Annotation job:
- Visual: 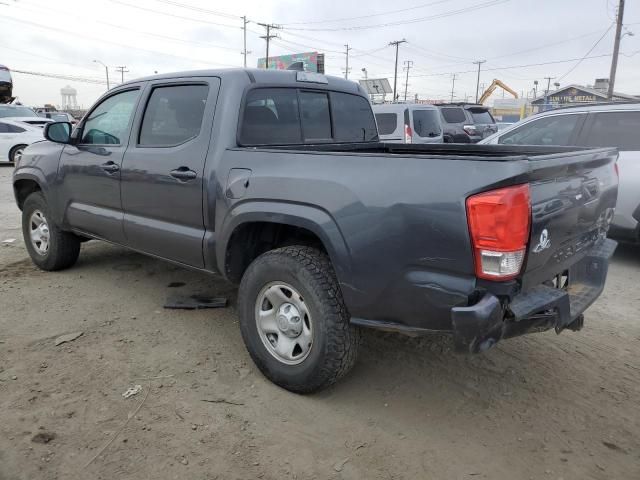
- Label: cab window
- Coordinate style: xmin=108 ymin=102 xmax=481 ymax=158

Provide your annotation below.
xmin=81 ymin=89 xmax=139 ymax=145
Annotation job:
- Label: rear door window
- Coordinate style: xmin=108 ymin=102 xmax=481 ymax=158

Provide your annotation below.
xmin=239 ymin=88 xmax=302 ymax=145
xmin=498 ymin=114 xmax=582 ymax=146
xmin=440 ymin=107 xmax=466 ymax=124
xmin=375 ymin=113 xmax=399 ymax=135
xmin=330 ymin=92 xmax=377 ymax=142
xmin=583 ymin=111 xmax=640 ymax=151
xmin=412 ymin=109 xmax=441 ymax=138
xmin=299 ymin=91 xmax=331 ymax=141
xmin=139 ymin=84 xmax=209 ymax=146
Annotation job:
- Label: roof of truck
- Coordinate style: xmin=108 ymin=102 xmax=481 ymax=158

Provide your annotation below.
xmin=120 ymin=68 xmax=363 ymax=94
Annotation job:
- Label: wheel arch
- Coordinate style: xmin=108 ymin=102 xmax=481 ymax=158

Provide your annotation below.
xmin=13 ymin=172 xmax=46 ymax=211
xmin=217 ymin=201 xmax=352 ymax=285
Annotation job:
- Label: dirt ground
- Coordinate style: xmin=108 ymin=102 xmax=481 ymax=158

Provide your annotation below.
xmin=0 ymin=164 xmax=639 ymax=480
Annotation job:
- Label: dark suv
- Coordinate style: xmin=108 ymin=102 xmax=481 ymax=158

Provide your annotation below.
xmin=435 ymin=103 xmax=497 ymax=143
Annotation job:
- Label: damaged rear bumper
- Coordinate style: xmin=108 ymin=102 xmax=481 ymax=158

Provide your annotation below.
xmin=451 ymin=238 xmax=617 ymax=353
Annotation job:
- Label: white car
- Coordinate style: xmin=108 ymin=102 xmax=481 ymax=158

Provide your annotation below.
xmin=0 ymin=104 xmax=52 ymax=128
xmin=0 ymin=119 xmax=44 ymax=163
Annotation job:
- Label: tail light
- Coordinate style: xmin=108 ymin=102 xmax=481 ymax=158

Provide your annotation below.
xmin=463 ymin=125 xmax=477 ymax=136
xmin=614 ymin=161 xmax=619 ymax=180
xmin=404 ymin=124 xmax=413 ymax=143
xmin=466 ymin=184 xmax=531 ymax=280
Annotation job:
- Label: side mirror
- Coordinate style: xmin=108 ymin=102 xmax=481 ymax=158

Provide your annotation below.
xmin=44 ymin=121 xmax=72 ymax=144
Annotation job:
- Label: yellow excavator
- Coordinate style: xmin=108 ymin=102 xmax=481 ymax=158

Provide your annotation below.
xmin=478 ymin=79 xmax=518 ymax=104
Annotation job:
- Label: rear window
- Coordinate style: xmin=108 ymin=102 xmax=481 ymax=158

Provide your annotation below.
xmin=440 ymin=107 xmax=466 ymax=124
xmin=239 ymin=88 xmax=377 ymax=145
xmin=584 ymin=111 xmax=640 ymax=151
xmin=469 ymin=110 xmax=494 ymax=125
xmin=0 ymin=106 xmax=37 ymax=118
xmin=375 ymin=113 xmax=399 ymax=135
xmin=299 ymin=91 xmax=331 ymax=141
xmin=331 ymin=92 xmax=377 ymax=142
xmin=412 ymin=109 xmax=441 ymax=138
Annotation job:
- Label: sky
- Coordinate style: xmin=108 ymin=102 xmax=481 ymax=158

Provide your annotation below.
xmin=1 ymin=0 xmax=639 ymax=108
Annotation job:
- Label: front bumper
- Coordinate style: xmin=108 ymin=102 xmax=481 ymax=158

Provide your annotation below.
xmin=451 ymin=238 xmax=617 ymax=353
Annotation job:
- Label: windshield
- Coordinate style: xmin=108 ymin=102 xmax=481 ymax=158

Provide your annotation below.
xmin=0 ymin=69 xmax=11 ymax=83
xmin=0 ymin=106 xmax=38 ymax=118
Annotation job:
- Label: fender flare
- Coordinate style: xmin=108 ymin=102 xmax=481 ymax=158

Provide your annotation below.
xmin=12 ymin=168 xmax=48 ymax=209
xmin=217 ymin=200 xmax=353 ymax=284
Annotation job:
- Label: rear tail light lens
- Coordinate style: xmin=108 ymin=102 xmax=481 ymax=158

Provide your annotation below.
xmin=404 ymin=124 xmax=413 ymax=143
xmin=463 ymin=125 xmax=477 ymax=136
xmin=466 ymin=184 xmax=531 ymax=280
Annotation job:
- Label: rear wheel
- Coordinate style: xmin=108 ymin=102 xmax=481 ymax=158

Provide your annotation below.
xmin=9 ymin=144 xmax=27 ymax=163
xmin=22 ymin=192 xmax=80 ymax=271
xmin=237 ymin=246 xmax=360 ymax=393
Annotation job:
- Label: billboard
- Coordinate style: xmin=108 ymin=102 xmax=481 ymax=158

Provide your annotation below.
xmin=257 ymin=52 xmax=324 ymax=73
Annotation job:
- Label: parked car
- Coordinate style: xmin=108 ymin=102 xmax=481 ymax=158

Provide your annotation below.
xmin=372 ymin=103 xmax=443 ymax=143
xmin=435 ymin=103 xmax=498 ymax=143
xmin=0 ymin=119 xmax=44 ymax=163
xmin=40 ymin=111 xmax=78 ymax=125
xmin=0 ymin=104 xmax=52 ymax=128
xmin=481 ymin=102 xmax=640 ymax=243
xmin=13 ymin=69 xmax=618 ymax=393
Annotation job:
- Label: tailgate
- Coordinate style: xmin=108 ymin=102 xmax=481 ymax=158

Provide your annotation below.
xmin=521 ymin=147 xmax=618 ymax=289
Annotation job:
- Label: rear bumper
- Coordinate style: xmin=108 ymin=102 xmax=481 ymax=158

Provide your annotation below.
xmin=451 ymin=238 xmax=617 ymax=353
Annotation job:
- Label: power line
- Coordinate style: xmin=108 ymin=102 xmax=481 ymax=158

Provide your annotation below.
xmin=19 ymin=0 xmax=239 ymax=52
xmin=150 ymin=0 xmax=240 ymax=19
xmin=281 ymin=0 xmax=454 ymax=25
xmin=105 ymin=0 xmax=241 ymax=29
xmin=0 ymin=15 xmax=238 ymax=68
xmin=282 ymin=0 xmax=509 ymax=31
xmin=557 ymin=22 xmax=615 ymax=81
xmin=12 ymin=69 xmax=109 ymax=85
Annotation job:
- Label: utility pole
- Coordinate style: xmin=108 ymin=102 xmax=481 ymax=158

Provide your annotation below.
xmin=389 ymin=39 xmax=407 ymax=102
xmin=543 ymin=76 xmax=554 ymax=109
xmin=241 ymin=16 xmax=251 ymax=68
xmin=403 ymin=60 xmax=413 ymax=102
xmin=344 ymin=44 xmax=352 ymax=79
xmin=473 ymin=60 xmax=486 ymax=103
xmin=450 ymin=73 xmax=457 ymax=102
xmin=608 ymin=0 xmax=625 ymax=99
xmin=115 ymin=66 xmax=129 ymax=84
xmin=258 ymin=23 xmax=280 ymax=69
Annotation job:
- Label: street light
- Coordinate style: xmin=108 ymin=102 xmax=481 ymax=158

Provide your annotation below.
xmin=93 ymin=60 xmax=110 ymax=90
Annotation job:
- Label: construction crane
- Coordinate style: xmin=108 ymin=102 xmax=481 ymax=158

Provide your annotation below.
xmin=478 ymin=79 xmax=518 ymax=104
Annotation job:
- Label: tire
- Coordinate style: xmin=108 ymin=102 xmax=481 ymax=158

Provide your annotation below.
xmin=22 ymin=192 xmax=81 ymax=271
xmin=9 ymin=144 xmax=27 ymax=164
xmin=238 ymin=246 xmax=360 ymax=393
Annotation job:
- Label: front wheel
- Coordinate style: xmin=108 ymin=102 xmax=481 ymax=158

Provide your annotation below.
xmin=22 ymin=192 xmax=81 ymax=271
xmin=237 ymin=246 xmax=360 ymax=393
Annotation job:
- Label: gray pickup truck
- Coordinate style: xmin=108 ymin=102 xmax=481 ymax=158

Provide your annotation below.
xmin=13 ymin=69 xmax=618 ymax=393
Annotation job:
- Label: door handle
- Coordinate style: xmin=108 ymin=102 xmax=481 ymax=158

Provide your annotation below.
xmin=101 ymin=161 xmax=120 ymax=173
xmin=170 ymin=167 xmax=197 ymax=181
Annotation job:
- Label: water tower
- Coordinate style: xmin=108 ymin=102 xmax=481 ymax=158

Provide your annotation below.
xmin=60 ymin=85 xmax=77 ymax=109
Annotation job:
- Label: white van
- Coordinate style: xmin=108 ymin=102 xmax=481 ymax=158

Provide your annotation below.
xmin=373 ymin=104 xmax=443 ymax=144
